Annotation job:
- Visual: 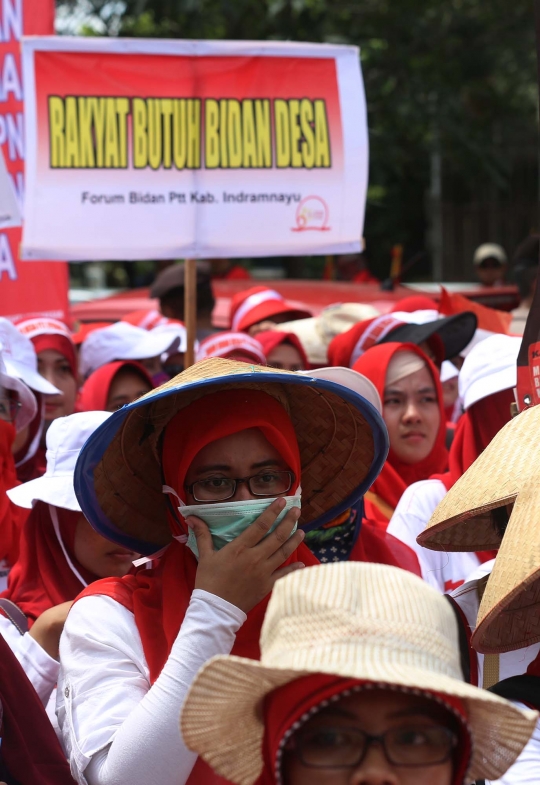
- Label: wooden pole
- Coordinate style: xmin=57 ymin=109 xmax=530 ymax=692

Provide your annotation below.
xmin=184 ymin=258 xmax=197 ymax=368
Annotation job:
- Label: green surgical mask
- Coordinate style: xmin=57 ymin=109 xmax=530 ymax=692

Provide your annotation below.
xmin=175 ymin=495 xmax=301 ymax=560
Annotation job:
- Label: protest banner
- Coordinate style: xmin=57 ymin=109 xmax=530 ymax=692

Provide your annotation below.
xmin=0 ymin=0 xmax=69 ymax=322
xmin=21 ymin=38 xmax=368 ymax=261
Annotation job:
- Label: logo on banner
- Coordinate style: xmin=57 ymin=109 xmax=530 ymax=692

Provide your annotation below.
xmin=292 ymin=196 xmax=330 ymax=232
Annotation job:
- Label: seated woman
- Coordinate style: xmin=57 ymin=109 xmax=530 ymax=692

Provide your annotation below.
xmin=180 ymin=561 xmax=537 ymax=785
xmin=352 ymin=342 xmax=448 ymax=530
xmin=3 ymin=411 xmax=138 ymax=709
xmin=57 ymin=357 xmax=388 ymax=785
xmin=77 ymin=360 xmax=154 ymax=412
xmin=255 ymin=331 xmax=309 ymax=372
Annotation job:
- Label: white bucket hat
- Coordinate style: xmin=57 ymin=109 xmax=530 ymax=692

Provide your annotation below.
xmin=0 ymin=318 xmax=61 ymax=395
xmin=150 ymin=322 xmax=189 ymax=356
xmin=458 ymin=333 xmax=520 ymax=410
xmin=181 ymin=562 xmax=537 ymax=785
xmin=0 ymin=350 xmax=37 ymax=432
xmin=7 ymin=410 xmax=111 ymax=511
xmin=79 ymin=321 xmax=181 ymax=378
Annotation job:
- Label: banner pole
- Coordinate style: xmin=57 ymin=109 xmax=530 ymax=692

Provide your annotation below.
xmin=184 ymin=259 xmax=197 ymax=368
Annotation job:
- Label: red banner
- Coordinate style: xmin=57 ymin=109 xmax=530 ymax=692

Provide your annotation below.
xmin=0 ymin=0 xmax=68 ymax=322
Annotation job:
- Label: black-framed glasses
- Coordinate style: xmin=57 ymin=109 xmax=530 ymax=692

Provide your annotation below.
xmin=0 ymin=395 xmax=21 ymax=423
xmin=186 ymin=470 xmax=294 ymax=502
xmin=287 ymin=724 xmax=457 ymax=769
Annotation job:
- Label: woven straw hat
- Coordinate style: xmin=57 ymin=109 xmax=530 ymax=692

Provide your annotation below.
xmin=180 ymin=562 xmax=537 ymax=785
xmin=471 ymin=474 xmax=540 ymax=654
xmin=417 ymin=405 xmax=540 ymax=553
xmin=74 ymin=357 xmax=388 ymax=554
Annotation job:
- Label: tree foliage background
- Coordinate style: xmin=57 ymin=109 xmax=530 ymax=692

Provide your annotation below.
xmin=56 ymin=0 xmax=539 ymax=279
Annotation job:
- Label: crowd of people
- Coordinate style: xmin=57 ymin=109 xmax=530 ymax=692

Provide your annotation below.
xmin=0 ymin=257 xmax=539 ymax=785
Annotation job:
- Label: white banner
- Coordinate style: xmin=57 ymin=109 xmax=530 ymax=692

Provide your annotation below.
xmin=21 ymin=37 xmax=368 ymax=261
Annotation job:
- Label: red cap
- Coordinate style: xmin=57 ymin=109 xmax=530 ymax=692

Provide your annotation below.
xmin=327 ymin=315 xmax=406 ymax=367
xmin=229 ymin=286 xmax=311 ymax=332
xmin=195 ymin=331 xmax=266 ymax=364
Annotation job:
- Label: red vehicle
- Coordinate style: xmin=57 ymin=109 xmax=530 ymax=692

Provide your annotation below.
xmin=70 ymin=279 xmax=519 ymax=328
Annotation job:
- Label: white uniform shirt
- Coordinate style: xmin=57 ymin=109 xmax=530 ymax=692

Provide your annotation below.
xmin=451 ymin=563 xmax=540 ymax=785
xmin=57 ymin=589 xmax=246 ymax=785
xmin=387 ymin=479 xmax=482 ymax=592
xmin=0 ymin=613 xmax=59 ymax=704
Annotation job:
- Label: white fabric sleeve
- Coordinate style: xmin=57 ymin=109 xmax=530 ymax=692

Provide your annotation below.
xmin=387 ymin=479 xmax=480 ymax=593
xmin=0 ymin=614 xmax=59 ymax=705
xmin=488 ymin=703 xmax=540 ymax=784
xmin=57 ymin=589 xmax=246 ymax=785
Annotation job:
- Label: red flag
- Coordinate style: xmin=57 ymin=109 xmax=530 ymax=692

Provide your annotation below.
xmin=438 ymin=287 xmax=511 ymax=334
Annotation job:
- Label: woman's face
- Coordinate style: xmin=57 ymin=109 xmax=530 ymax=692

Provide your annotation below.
xmin=106 ymin=369 xmax=152 ymax=412
xmin=442 ymin=377 xmax=459 ymax=411
xmin=267 ymin=343 xmax=305 ymax=372
xmin=38 ymin=349 xmax=77 ymax=422
xmin=184 ymin=428 xmax=291 ymax=505
xmin=73 ymin=514 xmax=138 ymax=578
xmin=383 ymin=365 xmax=440 ymax=464
xmin=283 ymin=689 xmax=455 ymax=785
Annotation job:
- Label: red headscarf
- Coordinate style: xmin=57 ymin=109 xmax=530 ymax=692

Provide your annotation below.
xmin=0 ymin=633 xmax=75 ymax=784
xmin=77 ymin=388 xmax=318 ymax=784
xmin=77 ymin=361 xmax=154 ymax=412
xmin=1 ymin=502 xmax=98 ymax=626
xmin=31 ymin=333 xmax=77 ymax=380
xmin=0 ymin=420 xmax=28 ymax=567
xmin=353 ymin=343 xmax=448 ymax=528
xmin=436 ymin=388 xmax=515 ymax=492
xmin=255 ymin=331 xmax=309 ymax=370
xmin=260 ymin=674 xmax=470 ymax=785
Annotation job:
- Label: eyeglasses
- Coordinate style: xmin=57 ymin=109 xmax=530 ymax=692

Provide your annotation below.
xmin=186 ymin=470 xmax=294 ymax=502
xmin=287 ymin=724 xmax=457 ymax=769
xmin=0 ymin=395 xmax=21 ymax=423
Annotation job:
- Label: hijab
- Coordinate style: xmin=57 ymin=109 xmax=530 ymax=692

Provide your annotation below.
xmin=352 ymin=343 xmax=448 ymax=527
xmin=30 ymin=332 xmax=77 ymax=380
xmin=0 ymin=502 xmax=98 ymax=626
xmin=77 ymin=361 xmax=154 ymax=412
xmin=0 ymin=420 xmax=28 ymax=567
xmin=255 ymin=331 xmax=309 ymax=370
xmin=261 ymin=675 xmax=470 ymax=785
xmin=0 ymin=633 xmax=74 ymax=784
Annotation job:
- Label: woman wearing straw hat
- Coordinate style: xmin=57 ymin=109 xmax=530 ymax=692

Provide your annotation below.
xmin=57 ymin=358 xmax=388 ymax=785
xmin=180 ymin=561 xmax=537 ymax=785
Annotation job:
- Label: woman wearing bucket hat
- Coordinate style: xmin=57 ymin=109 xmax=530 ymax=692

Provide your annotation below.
xmin=388 ymin=334 xmax=520 ymax=593
xmin=77 ymin=361 xmax=154 ymax=413
xmin=2 ymin=411 xmax=138 ymax=711
xmin=351 ymin=343 xmax=448 ymax=531
xmin=180 ymin=561 xmax=537 ymax=785
xmin=57 ymin=358 xmax=388 ymax=785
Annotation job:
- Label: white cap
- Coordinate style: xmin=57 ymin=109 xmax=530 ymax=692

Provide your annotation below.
xmin=79 ymin=321 xmax=181 ymax=378
xmin=16 ymin=317 xmax=72 ymax=341
xmin=473 ymin=243 xmax=507 ymax=266
xmin=7 ymin=410 xmax=111 ymax=511
xmin=459 ymin=334 xmax=520 ymax=410
xmin=440 ymin=361 xmax=459 ymax=384
xmin=0 ymin=350 xmax=37 ymax=432
xmin=298 ymin=366 xmax=382 ymax=414
xmin=0 ymin=318 xmax=61 ymax=395
xmin=150 ymin=322 xmax=190 ymax=356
